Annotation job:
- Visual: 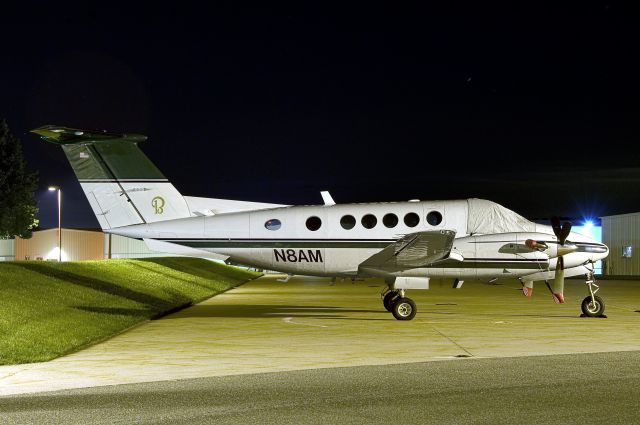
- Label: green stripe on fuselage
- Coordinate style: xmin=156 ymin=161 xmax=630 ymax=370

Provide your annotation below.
xmin=165 ymin=240 xmax=549 ymax=269
xmin=167 ymin=240 xmax=393 ymax=249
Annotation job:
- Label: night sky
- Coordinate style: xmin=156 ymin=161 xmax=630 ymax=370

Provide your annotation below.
xmin=2 ymin=4 xmax=639 ymax=229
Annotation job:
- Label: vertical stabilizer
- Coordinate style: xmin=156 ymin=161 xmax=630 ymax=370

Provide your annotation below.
xmin=32 ymin=125 xmax=191 ymax=230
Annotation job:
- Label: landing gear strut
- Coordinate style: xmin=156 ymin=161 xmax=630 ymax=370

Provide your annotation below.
xmin=381 ymin=287 xmax=417 ymax=320
xmin=581 ymin=271 xmax=606 ymax=317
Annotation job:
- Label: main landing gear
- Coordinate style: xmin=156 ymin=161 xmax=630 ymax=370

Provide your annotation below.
xmin=381 ymin=288 xmax=417 ymax=321
xmin=581 ymin=271 xmax=605 ymax=317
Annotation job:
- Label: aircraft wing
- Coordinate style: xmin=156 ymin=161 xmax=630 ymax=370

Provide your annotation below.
xmin=359 ymin=230 xmax=457 ymax=275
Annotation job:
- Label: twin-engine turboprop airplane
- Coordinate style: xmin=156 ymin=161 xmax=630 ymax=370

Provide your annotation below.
xmin=33 ymin=125 xmax=610 ymax=320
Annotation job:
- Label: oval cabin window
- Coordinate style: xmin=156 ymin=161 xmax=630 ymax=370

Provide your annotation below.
xmin=426 ymin=211 xmax=443 ymax=226
xmin=404 ymin=212 xmax=420 ymax=228
xmin=306 ymin=216 xmax=322 ymax=231
xmin=361 ymin=214 xmax=377 ymax=229
xmin=264 ymin=219 xmax=282 ymax=231
xmin=341 ymin=215 xmax=356 ymax=230
xmin=383 ymin=213 xmax=398 ymax=228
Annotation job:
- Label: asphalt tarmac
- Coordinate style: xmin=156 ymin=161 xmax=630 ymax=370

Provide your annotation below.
xmin=0 ymin=275 xmax=639 ymax=423
xmin=1 ymin=351 xmax=639 ymax=424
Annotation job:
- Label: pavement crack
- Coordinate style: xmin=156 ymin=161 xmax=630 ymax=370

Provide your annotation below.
xmin=430 ymin=326 xmax=474 ymax=358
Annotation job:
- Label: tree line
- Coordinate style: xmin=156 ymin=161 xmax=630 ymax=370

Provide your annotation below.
xmin=0 ymin=119 xmax=38 ymax=239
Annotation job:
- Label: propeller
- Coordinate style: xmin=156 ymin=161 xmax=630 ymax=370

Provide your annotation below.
xmin=521 ymin=218 xmax=576 ymax=301
xmin=549 ymin=217 xmax=574 ymax=304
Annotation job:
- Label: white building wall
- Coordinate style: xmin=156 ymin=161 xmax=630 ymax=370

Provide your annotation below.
xmin=0 ymin=239 xmax=15 ymax=261
xmin=601 ymin=212 xmax=640 ymax=276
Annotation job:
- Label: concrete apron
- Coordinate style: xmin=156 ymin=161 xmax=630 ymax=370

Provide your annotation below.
xmin=1 ymin=275 xmax=639 ymax=396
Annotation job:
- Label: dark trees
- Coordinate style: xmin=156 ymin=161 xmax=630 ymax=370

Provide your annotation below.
xmin=0 ymin=119 xmax=38 ymax=238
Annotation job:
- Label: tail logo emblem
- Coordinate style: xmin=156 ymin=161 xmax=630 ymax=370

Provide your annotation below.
xmin=152 ymin=196 xmax=165 ymax=214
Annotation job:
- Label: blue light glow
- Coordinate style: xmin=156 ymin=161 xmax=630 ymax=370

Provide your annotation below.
xmin=572 ymin=223 xmax=603 ymax=274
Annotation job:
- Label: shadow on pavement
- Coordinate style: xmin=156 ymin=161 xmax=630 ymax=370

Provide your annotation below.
xmin=163 ymin=304 xmax=384 ymax=319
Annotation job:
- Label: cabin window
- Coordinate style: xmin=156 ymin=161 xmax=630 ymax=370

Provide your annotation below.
xmin=306 ymin=216 xmax=322 ymax=231
xmin=264 ymin=219 xmax=281 ymax=231
xmin=404 ymin=212 xmax=420 ymax=227
xmin=340 ymin=215 xmax=356 ymax=230
xmin=426 ymin=211 xmax=443 ymax=226
xmin=361 ymin=214 xmax=377 ymax=229
xmin=383 ymin=213 xmax=398 ymax=228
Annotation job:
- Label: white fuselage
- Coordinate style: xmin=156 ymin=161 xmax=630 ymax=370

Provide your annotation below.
xmin=111 ymin=199 xmax=608 ymax=281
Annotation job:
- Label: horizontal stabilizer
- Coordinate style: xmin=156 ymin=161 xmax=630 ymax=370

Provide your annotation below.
xmin=143 ymin=238 xmax=229 ymax=261
xmin=32 ymin=125 xmax=146 ymax=145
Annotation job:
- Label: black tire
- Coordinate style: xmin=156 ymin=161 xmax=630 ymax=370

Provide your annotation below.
xmin=383 ymin=291 xmax=400 ymax=312
xmin=581 ymin=295 xmax=605 ymax=317
xmin=392 ymin=297 xmax=417 ymax=321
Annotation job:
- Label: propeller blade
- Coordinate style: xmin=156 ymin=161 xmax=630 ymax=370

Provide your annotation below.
xmin=551 ymin=256 xmax=565 ymax=303
xmin=550 ymin=217 xmax=572 ymax=245
xmin=551 ymin=217 xmax=562 ymax=239
xmin=559 ymin=221 xmax=572 ymax=244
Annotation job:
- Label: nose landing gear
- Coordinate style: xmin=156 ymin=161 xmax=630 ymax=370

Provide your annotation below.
xmin=581 ymin=271 xmax=606 ymax=317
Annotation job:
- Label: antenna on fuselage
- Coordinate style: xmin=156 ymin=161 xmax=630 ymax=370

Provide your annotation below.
xmin=321 ymin=191 xmax=336 ymax=206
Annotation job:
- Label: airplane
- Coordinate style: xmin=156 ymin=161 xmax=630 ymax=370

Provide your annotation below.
xmin=33 ymin=125 xmax=610 ymax=321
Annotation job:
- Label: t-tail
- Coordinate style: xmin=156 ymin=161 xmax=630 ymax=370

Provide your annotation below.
xmin=32 ymin=125 xmax=191 ymax=230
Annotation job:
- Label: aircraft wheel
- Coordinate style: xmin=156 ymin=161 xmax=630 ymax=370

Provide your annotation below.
xmin=383 ymin=291 xmax=400 ymax=312
xmin=581 ymin=295 xmax=605 ymax=317
xmin=392 ymin=297 xmax=417 ymax=321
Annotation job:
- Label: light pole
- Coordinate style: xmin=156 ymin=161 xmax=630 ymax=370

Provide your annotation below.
xmin=48 ymin=186 xmax=62 ymax=262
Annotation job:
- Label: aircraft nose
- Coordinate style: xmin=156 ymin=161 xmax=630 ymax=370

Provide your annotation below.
xmin=591 ymin=243 xmax=609 ymax=261
xmin=600 ymin=243 xmax=609 ymax=260
xmin=579 ymin=241 xmax=609 ymax=261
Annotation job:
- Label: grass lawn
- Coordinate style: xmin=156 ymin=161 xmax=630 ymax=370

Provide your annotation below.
xmin=0 ymin=258 xmax=260 ymax=365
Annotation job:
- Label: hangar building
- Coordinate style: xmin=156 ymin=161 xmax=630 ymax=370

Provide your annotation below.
xmin=601 ymin=212 xmax=640 ymax=276
xmin=0 ymin=238 xmax=15 ymax=261
xmin=0 ymin=228 xmax=170 ymax=261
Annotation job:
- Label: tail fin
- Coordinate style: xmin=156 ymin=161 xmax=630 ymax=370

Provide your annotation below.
xmin=32 ymin=125 xmax=191 ymax=230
